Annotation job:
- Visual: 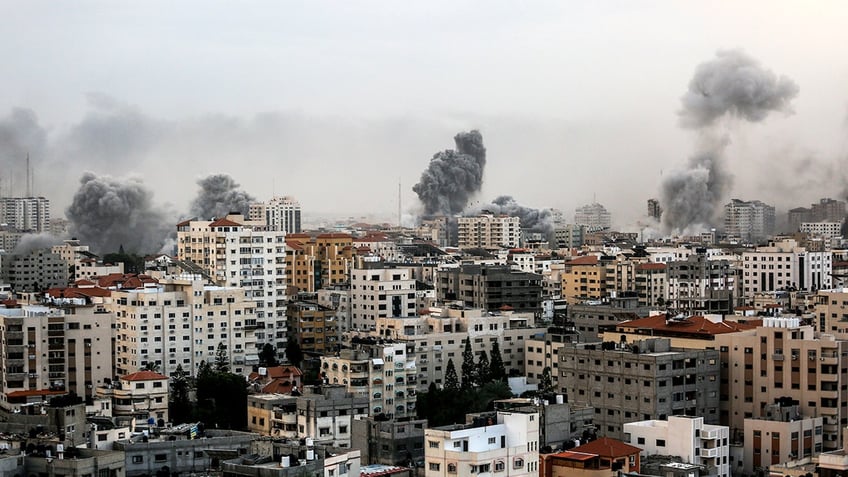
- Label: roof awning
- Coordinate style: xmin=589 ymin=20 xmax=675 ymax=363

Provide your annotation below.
xmin=372 ymin=358 xmax=384 ymax=365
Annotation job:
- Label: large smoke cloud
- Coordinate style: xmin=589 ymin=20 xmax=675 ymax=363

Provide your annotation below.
xmin=413 ymin=130 xmax=486 ymax=216
xmin=66 ymin=173 xmax=173 ymax=254
xmin=661 ymin=50 xmax=799 ymax=233
xmin=476 ymin=196 xmax=554 ymax=237
xmin=189 ymin=174 xmax=255 ymax=219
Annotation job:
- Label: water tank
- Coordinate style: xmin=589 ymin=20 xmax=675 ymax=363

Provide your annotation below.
xmin=305 ymin=438 xmax=314 ymax=447
xmin=556 ymin=395 xmax=564 ymax=405
xmin=307 ymin=449 xmax=315 ymax=461
xmin=281 ymin=456 xmax=291 ymax=468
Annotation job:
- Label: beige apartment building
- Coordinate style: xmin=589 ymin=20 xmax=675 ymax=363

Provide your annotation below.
xmin=457 ymin=214 xmax=521 ymax=250
xmin=713 ymin=317 xmax=848 ymax=451
xmin=112 ymin=277 xmax=258 ymax=377
xmin=561 ymin=255 xmax=607 ymax=304
xmin=742 ymin=400 xmax=823 ymax=475
xmin=286 ymin=300 xmax=340 ymax=355
xmin=815 ymin=288 xmax=848 ymax=338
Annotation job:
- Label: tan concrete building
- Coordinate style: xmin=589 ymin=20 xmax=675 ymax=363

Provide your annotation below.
xmin=561 ymin=256 xmax=607 ymax=304
xmin=815 ymin=288 xmax=848 ymax=338
xmin=286 ymin=300 xmax=340 ymax=355
xmin=286 ymin=233 xmax=356 ymax=294
xmin=457 ymin=214 xmax=521 ymax=250
xmin=96 ymin=370 xmax=169 ymax=425
xmin=635 ymin=263 xmax=667 ymax=307
xmin=742 ymin=400 xmax=823 ymax=475
xmin=713 ymin=317 xmax=848 ymax=450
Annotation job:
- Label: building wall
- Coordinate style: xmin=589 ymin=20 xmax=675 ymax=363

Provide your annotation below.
xmin=742 ymin=416 xmax=823 ymax=474
xmin=457 ymin=215 xmax=521 ymax=249
xmin=350 ymin=266 xmax=416 ymax=331
xmin=624 ymin=416 xmax=730 ymax=477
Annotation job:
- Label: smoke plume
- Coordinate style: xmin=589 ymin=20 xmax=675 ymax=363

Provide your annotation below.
xmin=12 ymin=233 xmax=64 ymax=256
xmin=476 ymin=196 xmax=554 ymax=237
xmin=413 ymin=130 xmax=486 ymax=216
xmin=189 ymin=174 xmax=255 ymax=220
xmin=661 ymin=50 xmax=799 ymax=233
xmin=66 ymin=172 xmax=173 ymax=254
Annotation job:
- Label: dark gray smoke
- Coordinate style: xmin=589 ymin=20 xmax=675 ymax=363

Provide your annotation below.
xmin=189 ymin=174 xmax=255 ymax=219
xmin=11 ymin=233 xmax=64 ymax=256
xmin=476 ymin=196 xmax=554 ymax=237
xmin=66 ymin=172 xmax=172 ymax=254
xmin=413 ymin=130 xmax=486 ymax=216
xmin=662 ymin=50 xmax=799 ymax=233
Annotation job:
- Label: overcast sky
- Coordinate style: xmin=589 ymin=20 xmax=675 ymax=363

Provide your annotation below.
xmin=1 ymin=1 xmax=847 ymax=228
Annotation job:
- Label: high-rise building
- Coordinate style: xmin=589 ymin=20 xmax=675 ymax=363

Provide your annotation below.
xmin=666 ymin=252 xmax=738 ymax=315
xmin=350 ymin=263 xmax=416 ymax=331
xmin=436 ymin=264 xmax=543 ymax=314
xmin=741 ymin=239 xmax=831 ymax=295
xmin=457 ymin=214 xmax=520 ymax=249
xmin=286 ymin=233 xmax=356 ymax=294
xmin=286 ymin=300 xmax=340 ymax=355
xmin=0 ymin=197 xmax=50 ymax=233
xmin=724 ymin=199 xmax=775 ymax=242
xmin=250 ymin=195 xmax=302 ymax=234
xmin=574 ymin=202 xmax=612 ymax=231
xmin=647 ymin=198 xmax=662 ymax=221
xmin=812 ymin=198 xmax=846 ymax=223
xmin=2 ymin=248 xmax=69 ymax=291
xmin=176 ymin=214 xmax=288 ymax=355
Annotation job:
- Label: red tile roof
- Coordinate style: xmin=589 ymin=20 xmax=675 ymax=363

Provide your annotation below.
xmin=568 ymin=256 xmax=599 ymax=266
xmin=122 ymin=370 xmax=169 ymax=381
xmin=571 ymin=437 xmax=641 ymax=458
xmin=550 ymin=450 xmax=597 ymax=462
xmin=636 ymin=263 xmax=666 ymax=271
xmin=209 ymin=218 xmax=242 ymax=227
xmin=6 ymin=389 xmax=67 ymax=399
xmin=616 ymin=314 xmax=761 ymax=337
xmin=46 ymin=287 xmax=112 ymax=299
xmin=176 ymin=219 xmax=192 ymax=227
xmin=317 ymin=233 xmax=352 ymax=239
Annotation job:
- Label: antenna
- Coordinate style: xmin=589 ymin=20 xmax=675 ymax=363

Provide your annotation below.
xmin=398 ymin=178 xmax=402 ymax=228
xmin=26 ymin=153 xmax=31 ymax=197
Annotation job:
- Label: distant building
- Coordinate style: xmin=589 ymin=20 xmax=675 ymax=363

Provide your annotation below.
xmin=647 ymin=199 xmax=662 ymax=221
xmin=666 ymin=252 xmax=738 ymax=315
xmin=574 ymin=203 xmax=612 ymax=231
xmin=350 ymin=263 xmax=417 ymax=331
xmin=724 ymin=199 xmax=775 ymax=243
xmin=287 ymin=300 xmax=340 ymax=355
xmin=251 ymin=195 xmax=302 ymax=234
xmin=353 ymin=416 xmax=427 ymax=466
xmin=286 ymin=233 xmax=356 ymax=294
xmin=624 ymin=416 xmax=730 ymax=477
xmin=800 ymin=221 xmax=842 ymax=240
xmin=554 ymin=224 xmax=584 ymax=249
xmin=0 ymin=196 xmax=50 ymax=233
xmin=457 ymin=214 xmax=521 ymax=250
xmin=542 ymin=437 xmax=641 ymax=477
xmin=436 ymin=264 xmax=543 ymax=314
xmin=2 ymin=248 xmax=69 ymax=291
xmin=811 ymin=198 xmax=846 ymax=223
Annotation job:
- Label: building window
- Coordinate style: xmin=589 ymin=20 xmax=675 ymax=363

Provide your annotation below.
xmin=513 ymin=458 xmax=524 ymax=469
xmin=495 ymin=461 xmax=505 ymax=472
xmin=429 ymin=441 xmax=440 ymax=449
xmin=429 ymin=463 xmax=440 ymax=471
xmin=132 ymin=456 xmax=143 ymax=464
xmin=448 ymin=463 xmax=457 ymax=474
xmin=656 ymin=439 xmax=666 ymax=447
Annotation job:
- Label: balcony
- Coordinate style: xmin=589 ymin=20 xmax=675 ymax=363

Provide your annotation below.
xmin=701 ymin=429 xmax=720 ymax=440
xmin=701 ymin=447 xmax=720 ymax=458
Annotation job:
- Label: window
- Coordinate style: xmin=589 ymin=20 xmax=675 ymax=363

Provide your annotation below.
xmin=495 ymin=461 xmax=505 ymax=472
xmin=656 ymin=439 xmax=666 ymax=447
xmin=429 ymin=441 xmax=440 ymax=449
xmin=637 ymin=437 xmax=645 ymax=444
xmin=429 ymin=463 xmax=440 ymax=471
xmin=488 ymin=437 xmax=496 ymax=444
xmin=155 ymin=453 xmax=167 ymax=462
xmin=448 ymin=463 xmax=457 ymax=474
xmin=132 ymin=456 xmax=143 ymax=463
xmin=513 ymin=458 xmax=524 ymax=469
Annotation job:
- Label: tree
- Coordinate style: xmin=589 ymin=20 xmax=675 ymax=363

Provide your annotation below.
xmin=476 ymin=351 xmax=490 ymax=385
xmin=259 ymin=343 xmax=279 ymax=367
xmin=285 ymin=340 xmax=304 ymax=366
xmin=444 ymin=358 xmax=460 ymax=392
xmin=461 ymin=338 xmax=475 ymax=390
xmin=142 ymin=361 xmax=160 ymax=373
xmin=489 ymin=342 xmax=506 ymax=382
xmin=169 ymin=364 xmax=192 ymax=424
xmin=214 ymin=343 xmax=229 ymax=373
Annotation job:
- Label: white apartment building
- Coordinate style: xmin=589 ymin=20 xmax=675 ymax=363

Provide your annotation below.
xmin=800 ymin=222 xmax=842 ymax=240
xmin=350 ymin=265 xmax=417 ymax=331
xmin=724 ymin=199 xmax=775 ymax=243
xmin=0 ymin=197 xmax=50 ymax=232
xmin=250 ymin=195 xmax=302 ymax=234
xmin=457 ymin=214 xmax=521 ymax=249
xmin=574 ymin=202 xmax=612 ymax=231
xmin=624 ymin=416 xmax=730 ymax=477
xmin=321 ymin=342 xmax=418 ymax=420
xmin=424 ymin=410 xmax=540 ymax=477
xmin=741 ymin=239 xmax=831 ymax=295
xmin=96 ymin=370 xmax=170 ymax=425
xmin=176 ymin=215 xmax=288 ymax=354
xmin=112 ymin=276 xmax=258 ymax=378
xmin=370 ymin=307 xmax=541 ymax=390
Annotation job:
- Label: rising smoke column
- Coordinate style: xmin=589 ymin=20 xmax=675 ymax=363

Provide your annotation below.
xmin=413 ymin=130 xmax=486 ymax=216
xmin=189 ymin=174 xmax=255 ymax=219
xmin=66 ymin=173 xmax=172 ymax=254
xmin=661 ymin=50 xmax=799 ymax=233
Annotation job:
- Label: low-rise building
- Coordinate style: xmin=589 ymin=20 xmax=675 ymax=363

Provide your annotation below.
xmin=352 ymin=416 xmax=427 ymax=466
xmin=624 ymin=416 xmax=730 ymax=477
xmin=742 ymin=399 xmax=823 ymax=475
xmin=96 ymin=370 xmax=169 ymax=426
xmin=541 ymin=437 xmax=641 ymax=477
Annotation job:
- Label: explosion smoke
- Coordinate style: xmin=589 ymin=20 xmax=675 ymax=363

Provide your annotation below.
xmin=413 ymin=130 xmax=486 ymax=216
xmin=189 ymin=174 xmax=255 ymax=219
xmin=477 ymin=196 xmax=554 ymax=237
xmin=66 ymin=172 xmax=172 ymax=254
xmin=661 ymin=50 xmax=799 ymax=233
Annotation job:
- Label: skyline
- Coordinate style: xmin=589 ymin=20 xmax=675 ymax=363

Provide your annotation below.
xmin=1 ymin=2 xmax=847 ymax=230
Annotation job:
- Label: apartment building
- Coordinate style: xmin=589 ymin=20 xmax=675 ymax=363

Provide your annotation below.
xmin=601 ymin=314 xmax=761 ymax=350
xmin=457 ymin=214 xmax=520 ymax=250
xmin=424 ymin=410 xmax=540 ymax=477
xmin=742 ymin=399 xmax=823 ymax=475
xmin=0 ymin=196 xmax=50 ymax=232
xmin=542 ymin=437 xmax=641 ymax=477
xmin=558 ymin=338 xmax=721 ymax=440
xmin=250 ymin=195 xmax=302 ymax=233
xmin=354 ymin=233 xmax=403 ymax=262
xmin=352 ymin=416 xmax=428 ymax=466
xmin=370 ymin=306 xmax=542 ymax=388
xmin=635 ymin=263 xmax=667 ymax=307
xmin=176 ymin=214 xmax=288 ymax=353
xmin=3 ymin=248 xmax=69 ymax=291
xmin=815 ymin=288 xmax=848 ymax=338
xmin=286 ymin=233 xmax=356 ymax=294
xmin=801 ymin=222 xmax=843 ymax=240
xmin=0 ymin=303 xmax=113 ymax=409
xmin=624 ymin=416 xmax=730 ymax=477
xmin=317 ymin=284 xmax=352 ymax=333
xmin=321 ymin=342 xmax=418 ymax=420
xmin=574 ymin=202 xmax=612 ymax=231
xmin=494 ymin=398 xmax=595 ymax=449
xmin=350 ymin=264 xmax=417 ymax=331
xmin=286 ymin=300 xmax=340 ymax=355
xmin=566 ymin=297 xmax=651 ymax=343
xmin=741 ymin=239 xmax=831 ymax=295
xmin=713 ymin=317 xmax=848 ymax=451
xmin=436 ymin=264 xmax=542 ymax=314
xmin=666 ymin=252 xmax=738 ymax=315
xmin=96 ymin=370 xmax=169 ymax=424
xmin=112 ymin=276 xmax=258 ymax=377
xmin=724 ymin=199 xmax=775 ymax=243
xmin=554 ymin=224 xmax=585 ymax=249
xmin=561 ymin=256 xmax=608 ymax=304
xmin=247 ymin=386 xmax=368 ymax=447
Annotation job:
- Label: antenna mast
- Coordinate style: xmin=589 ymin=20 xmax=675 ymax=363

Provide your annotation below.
xmin=26 ymin=153 xmax=31 ymax=197
xmin=398 ymin=178 xmax=402 ymax=228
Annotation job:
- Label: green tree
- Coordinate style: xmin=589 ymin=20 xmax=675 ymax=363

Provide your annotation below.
xmin=444 ymin=358 xmax=460 ymax=392
xmin=259 ymin=343 xmax=279 ymax=367
xmin=489 ymin=342 xmax=506 ymax=382
xmin=461 ymin=338 xmax=475 ymax=390
xmin=142 ymin=361 xmax=160 ymax=372
xmin=196 ymin=370 xmax=248 ymax=429
xmin=285 ymin=340 xmax=304 ymax=366
xmin=476 ymin=350 xmax=490 ymax=385
xmin=214 ymin=343 xmax=229 ymax=373
xmin=169 ymin=364 xmax=192 ymax=424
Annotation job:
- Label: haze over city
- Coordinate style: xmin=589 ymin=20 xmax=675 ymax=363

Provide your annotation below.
xmin=1 ymin=1 xmax=848 ymax=231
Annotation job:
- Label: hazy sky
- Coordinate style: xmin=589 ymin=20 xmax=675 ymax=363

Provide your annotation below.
xmin=1 ymin=1 xmax=847 ymax=229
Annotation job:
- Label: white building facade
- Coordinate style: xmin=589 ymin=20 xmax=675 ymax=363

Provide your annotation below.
xmin=624 ymin=416 xmax=730 ymax=477
xmin=457 ymin=214 xmax=521 ymax=249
